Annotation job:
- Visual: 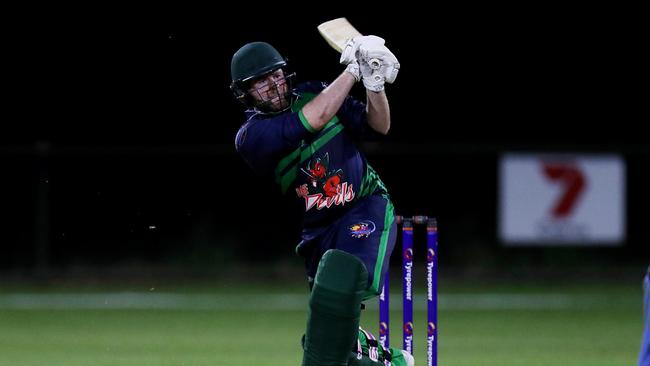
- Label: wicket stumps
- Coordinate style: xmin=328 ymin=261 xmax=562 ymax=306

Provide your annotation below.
xmin=379 ymin=215 xmax=438 ymax=366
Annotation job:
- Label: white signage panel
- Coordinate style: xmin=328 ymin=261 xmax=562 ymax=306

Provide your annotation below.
xmin=499 ymin=154 xmax=625 ymax=246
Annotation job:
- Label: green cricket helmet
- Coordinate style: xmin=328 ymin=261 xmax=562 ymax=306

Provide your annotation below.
xmin=231 ymin=41 xmax=286 ymax=85
xmin=230 ymin=41 xmax=295 ymax=111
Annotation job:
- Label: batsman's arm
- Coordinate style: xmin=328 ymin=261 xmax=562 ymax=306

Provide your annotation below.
xmin=301 ymin=71 xmax=357 ymax=132
xmin=366 ymin=90 xmax=391 ymax=135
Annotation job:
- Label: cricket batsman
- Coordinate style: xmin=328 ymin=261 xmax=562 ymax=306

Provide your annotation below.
xmin=230 ymin=35 xmax=413 ymax=366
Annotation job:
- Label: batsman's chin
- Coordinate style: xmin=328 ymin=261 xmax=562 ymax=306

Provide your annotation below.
xmin=258 ymin=97 xmax=291 ymax=114
xmin=270 ymin=97 xmax=290 ymax=110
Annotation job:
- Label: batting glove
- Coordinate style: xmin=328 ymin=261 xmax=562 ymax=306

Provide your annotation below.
xmin=360 ymin=59 xmax=385 ymax=91
xmin=345 ymin=61 xmax=361 ymax=82
xmin=359 ymin=45 xmax=400 ymax=84
xmin=340 ymin=35 xmax=385 ymax=65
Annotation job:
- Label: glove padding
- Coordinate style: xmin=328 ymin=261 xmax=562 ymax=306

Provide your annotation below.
xmin=359 ymin=46 xmax=400 ymax=92
xmin=344 ymin=62 xmax=361 ymax=82
xmin=359 ymin=59 xmax=382 ymax=91
xmin=359 ymin=45 xmax=400 ymax=84
xmin=340 ymin=35 xmax=385 ymax=65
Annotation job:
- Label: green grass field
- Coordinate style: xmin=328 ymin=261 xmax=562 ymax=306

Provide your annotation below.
xmin=0 ymin=278 xmax=643 ymax=366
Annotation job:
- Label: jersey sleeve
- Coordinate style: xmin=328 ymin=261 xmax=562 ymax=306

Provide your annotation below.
xmin=235 ymin=112 xmax=314 ymax=176
xmin=298 ymin=80 xmax=384 ymax=141
xmin=337 ymin=94 xmax=385 ymax=141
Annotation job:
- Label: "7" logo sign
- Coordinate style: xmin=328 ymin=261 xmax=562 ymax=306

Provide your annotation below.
xmin=542 ymin=162 xmax=586 ymax=218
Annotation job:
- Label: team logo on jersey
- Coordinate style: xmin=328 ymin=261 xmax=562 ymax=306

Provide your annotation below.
xmin=295 ymin=153 xmax=355 ymax=211
xmin=349 ymin=221 xmax=376 ymax=238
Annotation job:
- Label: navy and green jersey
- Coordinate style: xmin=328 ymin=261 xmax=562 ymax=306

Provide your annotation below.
xmin=235 ymin=81 xmax=389 ymax=228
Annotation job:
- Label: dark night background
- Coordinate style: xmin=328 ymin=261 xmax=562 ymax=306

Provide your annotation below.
xmin=1 ymin=5 xmax=647 ymax=281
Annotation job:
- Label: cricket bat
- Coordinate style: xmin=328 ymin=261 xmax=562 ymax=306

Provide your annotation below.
xmin=317 ymin=17 xmax=363 ymax=53
xmin=317 ymin=17 xmax=382 ymax=71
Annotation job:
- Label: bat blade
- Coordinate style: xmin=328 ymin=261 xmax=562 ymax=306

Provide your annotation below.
xmin=317 ymin=17 xmax=362 ymax=53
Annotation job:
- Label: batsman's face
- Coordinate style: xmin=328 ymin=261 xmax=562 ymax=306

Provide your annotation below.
xmin=248 ymin=69 xmax=290 ymax=112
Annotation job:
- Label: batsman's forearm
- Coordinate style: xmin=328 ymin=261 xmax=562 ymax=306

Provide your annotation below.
xmin=366 ymin=90 xmax=390 ymax=135
xmin=302 ymin=72 xmax=357 ymax=131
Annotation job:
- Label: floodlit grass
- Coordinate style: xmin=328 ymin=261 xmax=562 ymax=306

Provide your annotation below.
xmin=0 ymin=280 xmax=642 ymax=366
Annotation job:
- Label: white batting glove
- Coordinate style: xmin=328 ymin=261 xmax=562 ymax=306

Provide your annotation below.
xmin=360 ymin=59 xmax=385 ymax=92
xmin=344 ymin=61 xmax=361 ymax=82
xmin=340 ymin=35 xmax=385 ymax=65
xmin=382 ymin=60 xmax=400 ymax=84
xmin=359 ymin=45 xmax=400 ymax=84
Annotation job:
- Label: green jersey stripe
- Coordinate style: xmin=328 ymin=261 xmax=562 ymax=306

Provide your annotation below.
xmin=298 ymin=109 xmax=317 ymax=133
xmin=277 ymin=121 xmax=344 ymax=193
xmin=358 ymin=164 xmax=388 ymax=198
xmin=275 ymin=118 xmax=342 ymax=181
xmin=365 ymin=198 xmax=395 ymax=299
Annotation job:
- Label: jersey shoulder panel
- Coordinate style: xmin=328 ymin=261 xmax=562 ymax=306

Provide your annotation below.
xmin=294 ymin=80 xmax=327 ymax=95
